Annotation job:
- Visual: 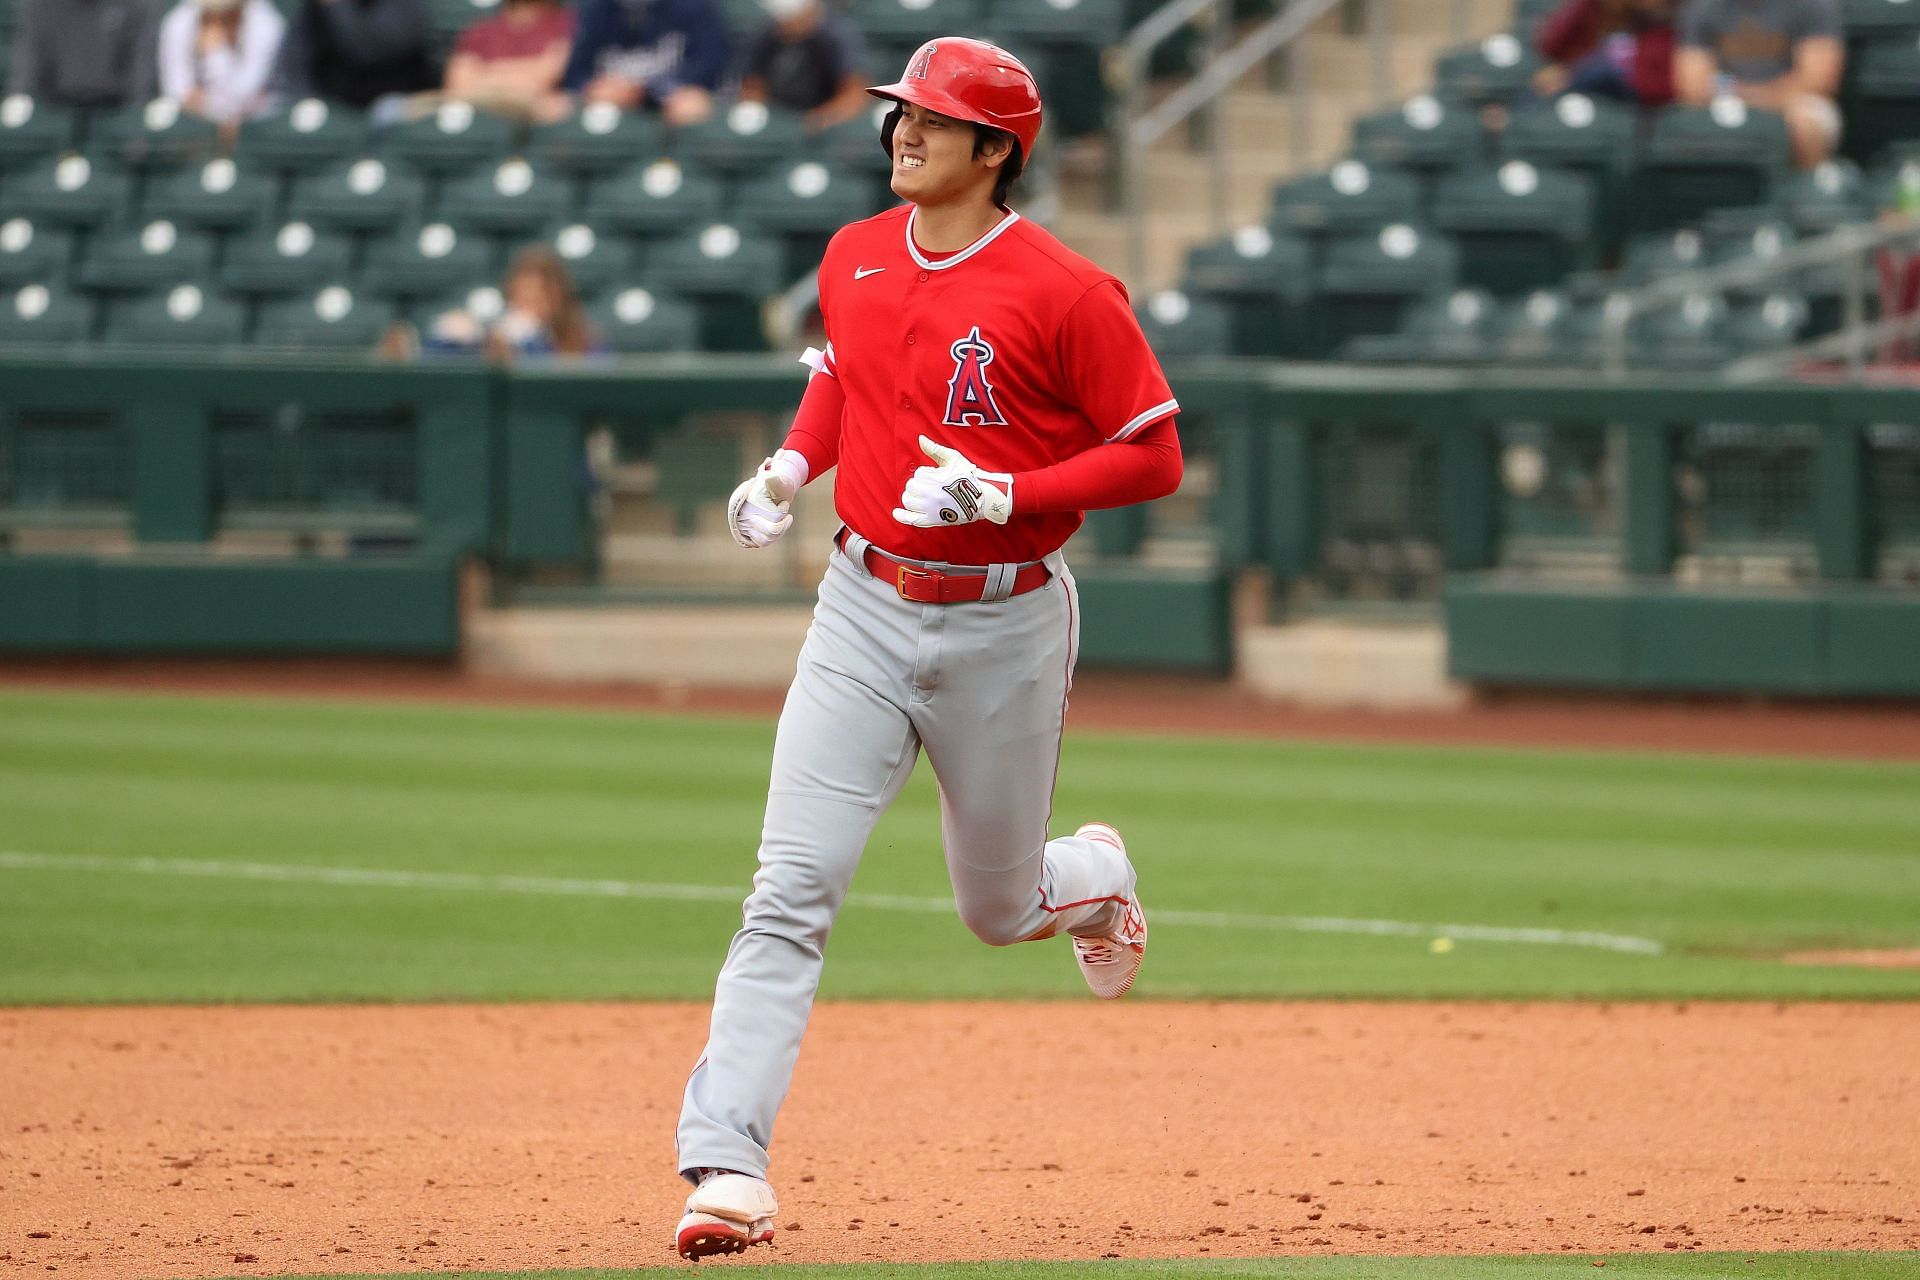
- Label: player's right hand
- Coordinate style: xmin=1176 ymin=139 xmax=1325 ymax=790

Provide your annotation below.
xmin=726 ymin=448 xmax=808 ymax=550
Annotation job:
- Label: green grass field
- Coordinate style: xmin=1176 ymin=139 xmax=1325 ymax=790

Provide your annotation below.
xmin=5 ymin=687 xmax=1919 ymax=1280
xmin=1 ymin=686 xmax=1916 ymax=1004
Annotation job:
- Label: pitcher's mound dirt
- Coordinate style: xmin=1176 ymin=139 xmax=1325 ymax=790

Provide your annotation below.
xmin=3 ymin=1002 xmax=1918 ymax=1278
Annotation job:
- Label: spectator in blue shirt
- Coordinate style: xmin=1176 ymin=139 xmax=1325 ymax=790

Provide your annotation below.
xmin=562 ymin=0 xmax=730 ymax=126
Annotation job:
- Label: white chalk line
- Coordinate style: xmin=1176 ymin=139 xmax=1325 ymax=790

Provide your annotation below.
xmin=0 ymin=850 xmax=1665 ymax=955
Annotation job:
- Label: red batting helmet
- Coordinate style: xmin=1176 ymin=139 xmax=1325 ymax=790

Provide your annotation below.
xmin=868 ymin=38 xmax=1043 ymax=162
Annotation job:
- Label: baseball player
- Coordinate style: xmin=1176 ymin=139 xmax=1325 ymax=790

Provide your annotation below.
xmin=674 ymin=37 xmax=1184 ymax=1260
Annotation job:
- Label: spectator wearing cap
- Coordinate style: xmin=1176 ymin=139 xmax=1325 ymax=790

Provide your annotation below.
xmin=739 ymin=0 xmax=869 ymax=131
xmin=159 ymin=0 xmax=288 ymax=126
xmin=1673 ymin=0 xmax=1845 ymax=168
xmin=562 ymin=0 xmax=730 ymax=127
xmin=274 ymin=0 xmax=437 ymax=118
xmin=1534 ymin=0 xmax=1675 ymax=106
xmin=9 ymin=0 xmax=164 ymax=109
xmin=443 ymin=0 xmax=575 ymax=123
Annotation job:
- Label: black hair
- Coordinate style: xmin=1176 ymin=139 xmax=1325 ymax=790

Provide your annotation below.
xmin=973 ymin=127 xmax=1025 ymax=208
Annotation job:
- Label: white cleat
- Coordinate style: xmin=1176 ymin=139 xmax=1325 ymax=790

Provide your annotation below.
xmin=675 ymin=1171 xmax=778 ymax=1260
xmin=1071 ymin=821 xmax=1147 ymax=1000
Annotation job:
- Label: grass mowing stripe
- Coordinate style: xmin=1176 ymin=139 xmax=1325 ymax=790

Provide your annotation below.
xmin=232 ymin=1252 xmax=1920 ymax=1279
xmin=0 ymin=850 xmax=1669 ymax=954
xmin=3 ymin=688 xmax=1916 ymax=1001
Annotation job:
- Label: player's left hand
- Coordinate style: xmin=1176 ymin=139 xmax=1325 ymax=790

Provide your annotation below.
xmin=892 ymin=436 xmax=1013 ymax=528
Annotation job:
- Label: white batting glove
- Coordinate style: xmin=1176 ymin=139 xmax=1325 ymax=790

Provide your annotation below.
xmin=727 ymin=448 xmax=809 ymax=550
xmin=892 ymin=435 xmax=1013 ymax=528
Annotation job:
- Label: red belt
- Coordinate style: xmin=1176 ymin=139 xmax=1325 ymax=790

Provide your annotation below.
xmin=842 ymin=533 xmax=1051 ymax=604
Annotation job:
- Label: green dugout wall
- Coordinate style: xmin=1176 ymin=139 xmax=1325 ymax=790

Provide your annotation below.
xmin=1 ymin=352 xmax=1916 ymax=693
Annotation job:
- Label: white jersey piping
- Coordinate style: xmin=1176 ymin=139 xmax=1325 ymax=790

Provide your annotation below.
xmin=905 ymin=206 xmax=1022 ymax=272
xmin=1106 ymin=398 xmax=1181 ymax=443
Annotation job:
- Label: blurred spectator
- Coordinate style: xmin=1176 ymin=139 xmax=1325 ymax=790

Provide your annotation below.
xmin=562 ymin=0 xmax=730 ymax=127
xmin=443 ymin=0 xmax=575 ymax=124
xmin=739 ymin=0 xmax=868 ymax=131
xmin=275 ymin=0 xmax=437 ymax=118
xmin=159 ymin=0 xmax=288 ymax=127
xmin=1673 ymin=0 xmax=1845 ymax=168
xmin=420 ymin=245 xmax=602 ymax=362
xmin=1534 ymin=0 xmax=1675 ymax=106
xmin=9 ymin=0 xmax=163 ymax=109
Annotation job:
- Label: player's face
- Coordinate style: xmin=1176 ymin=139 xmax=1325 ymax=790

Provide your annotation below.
xmin=890 ymin=103 xmax=995 ymax=206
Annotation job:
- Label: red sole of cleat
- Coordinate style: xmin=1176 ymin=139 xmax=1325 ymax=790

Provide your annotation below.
xmin=677 ymin=1226 xmax=773 ymax=1261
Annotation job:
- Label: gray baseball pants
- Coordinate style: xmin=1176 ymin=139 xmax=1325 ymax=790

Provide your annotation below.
xmin=676 ymin=536 xmax=1134 ymax=1181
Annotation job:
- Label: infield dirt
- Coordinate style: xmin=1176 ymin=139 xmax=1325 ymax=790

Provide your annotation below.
xmin=4 ymin=1001 xmax=1917 ymax=1277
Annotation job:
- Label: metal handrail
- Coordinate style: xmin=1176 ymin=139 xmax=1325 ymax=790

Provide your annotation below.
xmin=1599 ymin=215 xmax=1920 ymax=379
xmin=1118 ymin=0 xmax=1347 ymax=286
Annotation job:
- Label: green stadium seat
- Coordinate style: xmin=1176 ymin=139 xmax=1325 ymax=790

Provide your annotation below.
xmin=236 ymin=99 xmax=370 ymax=175
xmin=1178 ymin=224 xmax=1315 ymax=358
xmin=1634 ymin=101 xmax=1791 ymax=236
xmin=1351 ymin=95 xmax=1490 ymax=188
xmin=719 ymin=0 xmax=766 ymax=38
xmin=99 ymin=98 xmax=221 ymax=171
xmin=104 ymin=285 xmax=248 ymax=347
xmin=1491 ymin=288 xmax=1577 ymax=366
xmin=734 ymin=160 xmax=876 ymax=235
xmin=850 ymin=0 xmax=987 ymax=48
xmin=375 ymin=100 xmax=515 ymax=178
xmin=1431 ymin=160 xmax=1595 ymax=295
xmin=1842 ymin=0 xmax=1920 ymax=35
xmin=645 ymin=222 xmax=782 ymax=351
xmin=545 ymin=222 xmax=641 ymax=300
xmin=1433 ymin=33 xmax=1542 ymax=107
xmin=1620 ymin=228 xmax=1708 ymax=286
xmin=0 ymin=282 xmax=94 ymax=344
xmin=435 ymin=158 xmax=574 ymax=239
xmin=816 ymin=102 xmax=898 ymax=182
xmin=582 ymin=158 xmax=726 ymax=237
xmin=0 ymin=217 xmax=75 ymax=287
xmin=675 ymin=101 xmax=810 ymax=177
xmin=1635 ymin=292 xmax=1732 ymax=370
xmin=1342 ymin=288 xmax=1498 ymax=365
xmin=1868 ymin=152 xmax=1920 ymax=215
xmin=1500 ymin=93 xmax=1637 ymax=259
xmin=1844 ymin=35 xmax=1920 ymax=166
xmin=589 ymin=285 xmax=701 ymax=353
xmin=1133 ymin=289 xmax=1234 ymax=359
xmin=142 ymin=157 xmax=279 ymax=234
xmin=987 ymin=0 xmax=1124 ymax=47
xmin=288 ymin=157 xmax=428 ymax=232
xmin=221 ymin=220 xmax=356 ymax=297
xmin=1269 ymin=160 xmax=1422 ymax=247
xmin=1 ymin=154 xmax=133 ymax=229
xmin=1314 ymin=223 xmax=1460 ymax=358
xmin=529 ymin=102 xmax=664 ymax=177
xmin=358 ymin=222 xmax=496 ymax=300
xmin=255 ymin=285 xmax=397 ymax=351
xmin=80 ymin=220 xmax=218 ymax=295
xmin=737 ymin=159 xmax=885 ymax=281
xmin=1701 ymin=207 xmax=1796 ymax=289
xmin=1779 ymin=159 xmax=1870 ymax=235
xmin=1726 ymin=292 xmax=1809 ymax=356
xmin=0 ymin=93 xmax=78 ymax=174
xmin=1512 ymin=0 xmax=1561 ymax=35
xmin=414 ymin=282 xmax=506 ymax=346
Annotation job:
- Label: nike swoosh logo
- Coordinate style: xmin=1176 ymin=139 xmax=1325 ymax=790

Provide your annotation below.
xmin=855 ymin=267 xmax=886 ymax=280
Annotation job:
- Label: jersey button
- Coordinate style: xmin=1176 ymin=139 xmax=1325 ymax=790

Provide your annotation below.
xmin=917 ymin=270 xmax=930 ymax=282
xmin=899 ymin=394 xmax=912 ymax=409
xmin=905 ymin=332 xmax=916 ymax=345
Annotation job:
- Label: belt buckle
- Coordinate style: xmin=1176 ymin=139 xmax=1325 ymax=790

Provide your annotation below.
xmin=895 ymin=564 xmax=940 ymax=602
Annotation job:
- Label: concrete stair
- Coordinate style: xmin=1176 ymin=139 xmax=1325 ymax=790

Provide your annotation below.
xmin=1051 ymin=0 xmax=1518 ymax=292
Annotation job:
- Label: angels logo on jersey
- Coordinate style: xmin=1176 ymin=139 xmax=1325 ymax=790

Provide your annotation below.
xmin=943 ymin=326 xmax=1008 ymax=428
